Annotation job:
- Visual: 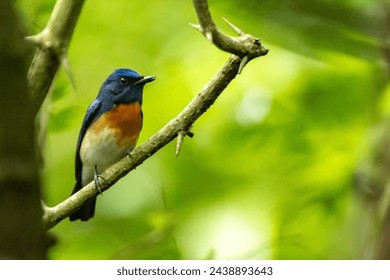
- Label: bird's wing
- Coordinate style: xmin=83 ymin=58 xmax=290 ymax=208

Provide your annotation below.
xmin=74 ymin=98 xmax=103 ymax=185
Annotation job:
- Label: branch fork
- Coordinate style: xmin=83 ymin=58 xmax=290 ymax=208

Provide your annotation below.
xmin=192 ymin=0 xmax=268 ymax=73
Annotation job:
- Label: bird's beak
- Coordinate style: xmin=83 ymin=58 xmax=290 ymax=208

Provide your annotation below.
xmin=135 ymin=76 xmax=156 ymax=85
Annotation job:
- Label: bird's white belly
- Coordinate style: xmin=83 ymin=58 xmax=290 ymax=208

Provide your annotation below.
xmin=79 ymin=127 xmax=131 ymax=185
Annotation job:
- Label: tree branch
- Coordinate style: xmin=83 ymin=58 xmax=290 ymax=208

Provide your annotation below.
xmin=44 ymin=55 xmax=242 ymax=229
xmin=192 ymin=0 xmax=268 ymax=65
xmin=43 ymin=0 xmax=268 ymax=229
xmin=26 ymin=0 xmax=84 ymax=113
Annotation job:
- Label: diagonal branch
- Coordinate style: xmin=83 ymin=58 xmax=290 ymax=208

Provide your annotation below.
xmin=26 ymin=0 xmax=85 ymax=113
xmin=43 ymin=55 xmax=243 ymax=229
xmin=42 ymin=0 xmax=268 ymax=229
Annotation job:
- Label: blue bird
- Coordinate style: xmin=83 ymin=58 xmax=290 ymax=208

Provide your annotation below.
xmin=69 ymin=68 xmax=155 ymax=222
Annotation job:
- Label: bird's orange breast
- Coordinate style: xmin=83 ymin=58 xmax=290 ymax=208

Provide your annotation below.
xmin=89 ymin=102 xmax=143 ymax=147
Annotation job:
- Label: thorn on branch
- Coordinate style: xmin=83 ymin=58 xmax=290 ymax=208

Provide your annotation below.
xmin=205 ymin=31 xmax=213 ymax=43
xmin=27 ymin=29 xmax=76 ymax=89
xmin=26 ymin=28 xmax=71 ymax=66
xmin=222 ymin=17 xmax=244 ymax=36
xmin=41 ymin=200 xmax=49 ymax=210
xmin=25 ymin=34 xmax=44 ymax=47
xmin=238 ymin=56 xmax=249 ymax=74
xmin=189 ymin=23 xmax=203 ymax=33
xmin=27 ymin=0 xmax=85 ymax=113
xmin=176 ymin=128 xmax=194 ymax=157
xmin=25 ymin=28 xmax=51 ymax=48
xmin=25 ymin=29 xmax=56 ymax=52
xmin=190 ymin=23 xmax=213 ymax=43
xmin=61 ymin=54 xmax=75 ymax=89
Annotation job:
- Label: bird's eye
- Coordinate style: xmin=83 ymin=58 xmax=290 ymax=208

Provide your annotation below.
xmin=120 ymin=77 xmax=129 ymax=85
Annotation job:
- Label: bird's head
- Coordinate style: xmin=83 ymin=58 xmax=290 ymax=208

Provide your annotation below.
xmin=98 ymin=68 xmax=155 ymax=105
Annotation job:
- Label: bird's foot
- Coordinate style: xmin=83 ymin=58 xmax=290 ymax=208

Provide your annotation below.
xmin=94 ymin=165 xmax=107 ymax=196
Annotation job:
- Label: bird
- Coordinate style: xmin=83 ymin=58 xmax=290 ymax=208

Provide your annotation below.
xmin=69 ymin=68 xmax=155 ymax=222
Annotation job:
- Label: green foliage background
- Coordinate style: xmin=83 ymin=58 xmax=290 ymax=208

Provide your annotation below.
xmin=16 ymin=0 xmax=387 ymax=259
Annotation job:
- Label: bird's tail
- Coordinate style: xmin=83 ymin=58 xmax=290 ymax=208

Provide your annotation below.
xmin=69 ymin=183 xmax=96 ymax=222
